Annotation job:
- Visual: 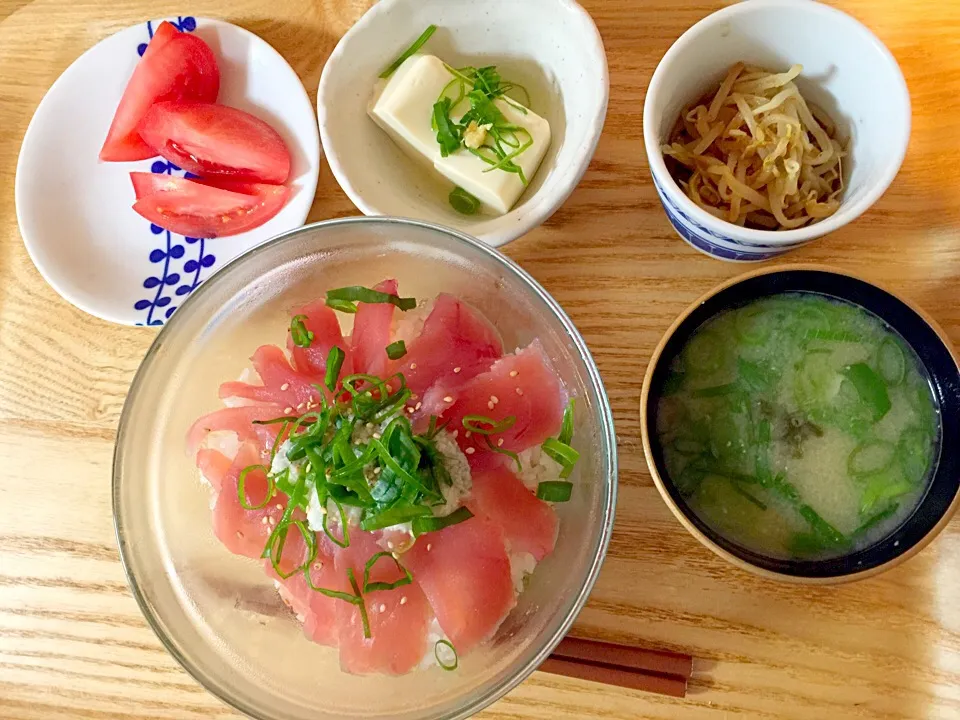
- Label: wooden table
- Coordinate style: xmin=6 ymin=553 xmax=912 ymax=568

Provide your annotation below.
xmin=2 ymin=0 xmax=959 ymax=717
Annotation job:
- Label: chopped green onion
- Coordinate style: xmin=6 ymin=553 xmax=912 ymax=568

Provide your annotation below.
xmin=483 ymin=435 xmax=521 ymax=472
xmin=379 ymin=24 xmax=437 ymax=79
xmin=692 ymin=383 xmax=740 ymax=398
xmin=289 ymin=314 xmax=314 ymax=348
xmin=347 ymin=568 xmax=371 ymax=638
xmin=462 ymin=414 xmax=516 ymax=435
xmin=842 ymin=363 xmax=891 ymax=420
xmin=363 ymin=551 xmax=413 ymax=593
xmin=449 ymin=187 xmax=481 ymax=215
xmin=542 ymin=437 xmax=580 ymax=479
xmin=434 ymin=639 xmax=458 ymax=671
xmin=412 ymin=507 xmax=474 ymax=537
xmin=877 ymin=338 xmax=906 ymax=386
xmin=536 ymin=480 xmax=572 ymax=502
xmin=386 ymin=340 xmax=407 ymax=360
xmin=237 ymin=465 xmax=273 ymax=510
xmin=433 ymin=98 xmax=462 ymax=156
xmin=325 ymin=346 xmax=346 ymax=392
xmin=326 ymin=286 xmax=416 ymax=311
xmin=326 ymin=298 xmax=358 ymax=314
xmin=322 ymin=497 xmax=350 ymax=548
xmin=361 ymin=504 xmax=432 ymax=531
xmin=558 ymin=399 xmax=575 ymax=446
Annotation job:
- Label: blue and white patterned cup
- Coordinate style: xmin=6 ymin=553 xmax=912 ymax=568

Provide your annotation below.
xmin=643 ymin=0 xmax=911 ymax=262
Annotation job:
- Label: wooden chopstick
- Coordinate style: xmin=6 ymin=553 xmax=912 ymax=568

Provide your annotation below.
xmin=540 ymin=637 xmax=693 ymax=699
xmin=552 ymin=636 xmax=694 ymax=678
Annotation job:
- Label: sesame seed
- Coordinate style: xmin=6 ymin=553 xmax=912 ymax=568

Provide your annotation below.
xmin=280 ymin=383 xmax=290 ymax=391
xmin=407 ymin=406 xmax=415 ymax=414
xmin=284 ymin=407 xmax=293 ymax=414
xmin=491 ymin=395 xmax=499 ymax=404
xmin=443 ymin=396 xmax=454 ymax=403
xmin=465 ymin=447 xmax=476 ymax=455
xmin=465 ymin=431 xmax=471 ymax=438
xmin=373 ymin=432 xmax=381 ymax=440
xmin=400 ymin=596 xmax=408 ymax=605
xmin=387 ymin=541 xmax=394 ymax=549
xmin=374 ymin=467 xmax=381 ymax=474
xmin=415 ymin=401 xmax=422 ymax=411
xmin=426 ymin=544 xmax=432 ymax=551
xmin=296 ymin=402 xmax=305 ymax=410
xmin=261 ymin=517 xmax=268 ymax=525
xmin=487 ymin=401 xmax=495 ymax=410
xmin=276 ymin=504 xmax=283 ymax=510
xmin=379 ymin=604 xmax=387 ymax=613
xmin=516 ymin=388 xmax=524 ymax=396
xmin=236 ymin=531 xmax=244 ymax=539
xmin=454 ymin=366 xmax=462 ymax=373
xmin=268 ymin=517 xmax=276 ymax=526
xmin=452 ymin=430 xmax=459 ymax=439
xmin=314 ymin=562 xmax=323 ymax=571
xmin=366 ymin=423 xmax=374 ymax=430
xmin=510 ymin=370 xmax=519 ymax=377
xmin=410 ymin=363 xmax=418 ymax=370
xmin=498 ymin=438 xmax=505 ymax=447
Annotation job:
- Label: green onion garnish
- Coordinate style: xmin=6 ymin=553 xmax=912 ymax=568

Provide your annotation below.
xmin=434 ymin=639 xmax=458 ymax=671
xmin=326 ymin=286 xmax=416 ymax=312
xmin=360 ymin=503 xmax=432 ymax=531
xmin=325 ymin=346 xmax=346 ymax=392
xmin=412 ymin=507 xmax=473 ymax=537
xmin=237 ymin=465 xmax=273 ymax=510
xmin=308 ymin=567 xmax=371 ymax=639
xmin=326 ymin=298 xmax=358 ymax=314
xmin=363 ymin=551 xmax=413 ymax=593
xmin=462 ymin=414 xmax=516 ymax=435
xmin=290 ymin=314 xmax=314 ymax=348
xmin=536 ymin=480 xmax=572 ymax=503
xmin=322 ymin=497 xmax=351 ymax=548
xmin=379 ymin=24 xmax=437 ymax=79
xmin=386 ymin=340 xmax=407 ymax=360
xmin=449 ymin=186 xmax=481 ymax=215
xmin=558 ymin=399 xmax=575 ymax=446
xmin=542 ymin=436 xmax=580 ymax=479
xmin=484 ymin=435 xmax=522 ymax=472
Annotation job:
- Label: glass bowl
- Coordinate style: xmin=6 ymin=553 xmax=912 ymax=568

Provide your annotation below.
xmin=113 ymin=217 xmax=617 ymax=719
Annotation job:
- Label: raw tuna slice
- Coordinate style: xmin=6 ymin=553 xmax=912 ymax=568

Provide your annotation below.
xmin=187 ymin=403 xmax=285 ymax=456
xmin=333 ymin=529 xmax=432 ymax=675
xmin=219 ymin=345 xmax=323 ymax=410
xmin=267 ymin=534 xmax=341 ymax=647
xmin=466 ymin=464 xmax=558 ymax=561
xmin=350 ymin=279 xmax=398 ymax=378
xmin=210 ymin=442 xmax=286 ymax=560
xmin=286 ymin=300 xmax=352 ymax=381
xmin=401 ymin=516 xmax=515 ymax=653
xmin=420 ymin=340 xmax=566 ymax=462
xmin=195 ymin=448 xmax=233 ymax=492
xmin=391 ymin=293 xmax=502 ymax=400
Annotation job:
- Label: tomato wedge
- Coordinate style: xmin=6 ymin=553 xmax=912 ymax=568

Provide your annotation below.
xmin=130 ymin=172 xmax=289 ymax=238
xmin=140 ymin=21 xmax=179 ymax=61
xmin=101 ymin=32 xmax=220 ymax=162
xmin=137 ymin=102 xmax=291 ymax=183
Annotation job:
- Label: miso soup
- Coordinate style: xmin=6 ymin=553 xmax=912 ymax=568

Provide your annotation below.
xmin=656 ymin=293 xmax=940 ymax=561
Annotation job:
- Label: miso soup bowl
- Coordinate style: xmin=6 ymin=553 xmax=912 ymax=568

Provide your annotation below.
xmin=640 ymin=265 xmax=960 ymax=583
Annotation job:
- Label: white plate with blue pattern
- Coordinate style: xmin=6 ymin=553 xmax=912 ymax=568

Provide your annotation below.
xmin=15 ymin=16 xmax=321 ymax=326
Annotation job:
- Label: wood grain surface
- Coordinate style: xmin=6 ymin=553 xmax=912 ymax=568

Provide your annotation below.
xmin=2 ymin=0 xmax=959 ymax=718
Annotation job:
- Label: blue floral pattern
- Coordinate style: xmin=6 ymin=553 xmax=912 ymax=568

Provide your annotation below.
xmin=132 ymin=17 xmax=216 ymax=326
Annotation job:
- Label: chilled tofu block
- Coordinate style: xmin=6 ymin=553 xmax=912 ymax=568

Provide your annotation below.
xmin=369 ymin=54 xmax=551 ymax=214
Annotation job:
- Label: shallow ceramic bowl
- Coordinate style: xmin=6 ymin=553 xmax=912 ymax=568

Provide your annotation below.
xmin=15 ymin=16 xmax=320 ymax=326
xmin=114 ymin=217 xmax=617 ymax=719
xmin=640 ymin=266 xmax=960 ymax=583
xmin=317 ymin=0 xmax=608 ymax=247
xmin=643 ymin=0 xmax=911 ymax=261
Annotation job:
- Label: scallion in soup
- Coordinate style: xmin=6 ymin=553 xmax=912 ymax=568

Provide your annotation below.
xmin=656 ymin=293 xmax=940 ymax=561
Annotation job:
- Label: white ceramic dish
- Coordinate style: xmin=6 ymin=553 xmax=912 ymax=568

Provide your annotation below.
xmin=643 ymin=0 xmax=911 ymax=262
xmin=317 ymin=0 xmax=608 ymax=247
xmin=15 ymin=16 xmax=321 ymax=326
